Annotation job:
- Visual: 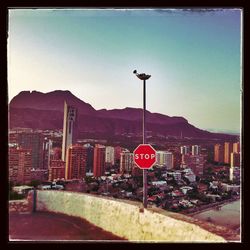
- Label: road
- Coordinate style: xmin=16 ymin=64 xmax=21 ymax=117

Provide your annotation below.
xmin=9 ymin=211 xmax=127 ymax=242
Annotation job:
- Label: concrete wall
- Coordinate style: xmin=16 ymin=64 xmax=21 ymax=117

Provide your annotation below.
xmin=9 ymin=200 xmax=31 ymax=213
xmin=36 ymin=190 xmax=226 ymax=242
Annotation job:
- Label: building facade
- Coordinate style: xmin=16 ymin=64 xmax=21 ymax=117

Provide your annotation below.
xmin=105 ymin=146 xmax=115 ymax=166
xmin=180 ymin=146 xmax=190 ymax=155
xmin=9 ymin=147 xmax=32 ymax=184
xmin=191 ymin=145 xmax=201 ymax=155
xmin=120 ymin=150 xmax=135 ymax=173
xmin=93 ymin=144 xmax=106 ymax=177
xmin=49 ymin=160 xmax=66 ymax=181
xmin=65 ymin=144 xmax=87 ymax=180
xmin=17 ymin=132 xmax=44 ymax=169
xmin=214 ymin=144 xmax=224 ymax=163
xmin=156 ymin=151 xmax=173 ymax=169
xmin=224 ymin=142 xmax=233 ymax=164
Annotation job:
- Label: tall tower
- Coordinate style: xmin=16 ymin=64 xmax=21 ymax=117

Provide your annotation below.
xmin=62 ymin=102 xmax=77 ymax=161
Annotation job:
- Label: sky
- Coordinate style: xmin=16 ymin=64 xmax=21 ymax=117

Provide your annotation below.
xmin=8 ymin=8 xmax=242 ymax=134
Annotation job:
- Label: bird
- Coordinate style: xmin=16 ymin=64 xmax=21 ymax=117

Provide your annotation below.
xmin=133 ymin=70 xmax=151 ymax=80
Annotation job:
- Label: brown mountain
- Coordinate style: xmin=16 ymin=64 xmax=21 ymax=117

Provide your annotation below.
xmin=9 ymin=90 xmax=235 ymax=140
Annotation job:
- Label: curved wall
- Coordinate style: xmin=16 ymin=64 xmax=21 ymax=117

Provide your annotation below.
xmin=36 ymin=190 xmax=226 ymax=242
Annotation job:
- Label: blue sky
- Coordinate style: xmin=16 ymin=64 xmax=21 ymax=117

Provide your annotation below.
xmin=8 ymin=8 xmax=242 ymax=133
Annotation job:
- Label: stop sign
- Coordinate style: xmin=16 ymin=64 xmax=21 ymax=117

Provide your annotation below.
xmin=133 ymin=144 xmax=157 ymax=169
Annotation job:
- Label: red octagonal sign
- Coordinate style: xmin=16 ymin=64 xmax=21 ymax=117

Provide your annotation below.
xmin=133 ymin=144 xmax=157 ymax=169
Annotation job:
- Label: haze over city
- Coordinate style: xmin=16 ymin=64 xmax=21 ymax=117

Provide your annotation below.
xmin=8 ymin=8 xmax=242 ymax=133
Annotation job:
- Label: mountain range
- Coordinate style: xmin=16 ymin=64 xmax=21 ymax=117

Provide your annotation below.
xmin=9 ymin=90 xmax=236 ymax=141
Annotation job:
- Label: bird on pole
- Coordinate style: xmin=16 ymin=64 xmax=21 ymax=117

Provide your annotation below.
xmin=133 ymin=70 xmax=151 ymax=80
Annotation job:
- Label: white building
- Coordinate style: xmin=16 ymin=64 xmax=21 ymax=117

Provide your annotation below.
xmin=180 ymin=146 xmax=190 ymax=155
xmin=105 ymin=146 xmax=115 ymax=165
xmin=156 ymin=151 xmax=173 ymax=169
xmin=120 ymin=150 xmax=134 ymax=173
xmin=191 ymin=145 xmax=201 ymax=155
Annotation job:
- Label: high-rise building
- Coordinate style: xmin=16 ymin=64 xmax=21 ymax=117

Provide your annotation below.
xmin=62 ymin=102 xmax=77 ymax=161
xmin=230 ymin=152 xmax=240 ymax=168
xmin=105 ymin=146 xmax=115 ymax=166
xmin=214 ymin=144 xmax=224 ymax=163
xmin=114 ymin=146 xmax=123 ymax=165
xmin=93 ymin=144 xmax=106 ymax=177
xmin=120 ymin=150 xmax=135 ymax=173
xmin=233 ymin=142 xmax=240 ymax=153
xmin=9 ymin=147 xmax=32 ymax=184
xmin=49 ymin=160 xmax=66 ymax=181
xmin=65 ymin=144 xmax=87 ymax=180
xmin=224 ymin=142 xmax=233 ymax=164
xmin=180 ymin=146 xmax=190 ymax=155
xmin=229 ymin=152 xmax=240 ymax=182
xmin=83 ymin=144 xmax=94 ymax=173
xmin=230 ymin=151 xmax=241 ymax=181
xmin=191 ymin=145 xmax=201 ymax=155
xmin=156 ymin=151 xmax=173 ymax=169
xmin=17 ymin=132 xmax=44 ymax=169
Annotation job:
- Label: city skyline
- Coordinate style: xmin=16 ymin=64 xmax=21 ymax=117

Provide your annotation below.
xmin=8 ymin=8 xmax=242 ymax=134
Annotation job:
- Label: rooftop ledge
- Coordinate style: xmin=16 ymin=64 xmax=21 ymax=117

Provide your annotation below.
xmin=11 ymin=190 xmax=240 ymax=242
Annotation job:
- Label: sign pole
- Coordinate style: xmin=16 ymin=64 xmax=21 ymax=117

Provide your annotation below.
xmin=143 ymin=79 xmax=148 ymax=209
xmin=133 ymin=70 xmax=151 ymax=209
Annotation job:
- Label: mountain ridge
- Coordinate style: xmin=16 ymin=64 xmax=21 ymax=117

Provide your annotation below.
xmin=9 ymin=90 xmax=236 ymax=140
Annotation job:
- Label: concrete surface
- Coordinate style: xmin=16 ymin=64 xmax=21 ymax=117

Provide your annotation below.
xmin=9 ymin=211 xmax=127 ymax=242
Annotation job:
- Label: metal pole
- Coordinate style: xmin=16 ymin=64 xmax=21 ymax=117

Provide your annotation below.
xmin=143 ymin=79 xmax=148 ymax=209
xmin=33 ymin=188 xmax=37 ymax=213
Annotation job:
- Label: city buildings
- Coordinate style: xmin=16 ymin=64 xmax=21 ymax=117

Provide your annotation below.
xmin=17 ymin=132 xmax=44 ymax=169
xmin=233 ymin=142 xmax=240 ymax=153
xmin=214 ymin=144 xmax=224 ymax=163
xmin=191 ymin=145 xmax=201 ymax=155
xmin=65 ymin=144 xmax=87 ymax=180
xmin=105 ymin=146 xmax=115 ymax=166
xmin=62 ymin=102 xmax=77 ymax=161
xmin=156 ymin=151 xmax=174 ymax=170
xmin=93 ymin=144 xmax=106 ymax=177
xmin=9 ymin=147 xmax=32 ymax=184
xmin=224 ymin=142 xmax=233 ymax=164
xmin=49 ymin=160 xmax=66 ymax=181
xmin=83 ymin=144 xmax=94 ymax=173
xmin=230 ymin=152 xmax=241 ymax=181
xmin=180 ymin=146 xmax=190 ymax=155
xmin=120 ymin=150 xmax=134 ymax=173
